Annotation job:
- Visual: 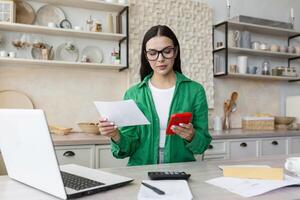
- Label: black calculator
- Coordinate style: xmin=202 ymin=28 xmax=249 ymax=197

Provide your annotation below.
xmin=148 ymin=171 xmax=191 ymax=180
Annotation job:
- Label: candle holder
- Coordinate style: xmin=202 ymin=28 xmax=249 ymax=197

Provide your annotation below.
xmin=291 ymin=17 xmax=295 ymax=29
xmin=227 ymin=5 xmax=231 ymax=20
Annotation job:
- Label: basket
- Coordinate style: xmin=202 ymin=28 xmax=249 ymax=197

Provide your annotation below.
xmin=242 ymin=117 xmax=275 ymax=130
xmin=77 ymin=122 xmax=100 ymax=134
xmin=49 ymin=125 xmax=72 ymax=135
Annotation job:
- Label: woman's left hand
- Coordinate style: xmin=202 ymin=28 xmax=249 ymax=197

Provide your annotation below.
xmin=171 ymin=123 xmax=195 ymax=142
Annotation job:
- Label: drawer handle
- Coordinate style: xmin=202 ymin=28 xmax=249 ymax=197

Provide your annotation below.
xmin=271 ymin=141 xmax=278 ymax=145
xmin=208 ymin=144 xmax=214 ymax=149
xmin=63 ymin=151 xmax=75 ymax=157
xmin=240 ymin=142 xmax=247 ymax=147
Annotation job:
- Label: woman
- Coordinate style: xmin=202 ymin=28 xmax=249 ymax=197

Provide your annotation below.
xmin=99 ymin=25 xmax=211 ymax=166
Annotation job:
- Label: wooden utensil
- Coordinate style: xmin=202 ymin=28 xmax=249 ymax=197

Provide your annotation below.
xmin=228 ymin=92 xmax=238 ymax=113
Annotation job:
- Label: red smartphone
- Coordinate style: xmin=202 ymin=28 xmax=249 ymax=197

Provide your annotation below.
xmin=166 ymin=112 xmax=192 ymax=135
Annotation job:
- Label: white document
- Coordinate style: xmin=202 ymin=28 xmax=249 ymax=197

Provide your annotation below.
xmin=138 ymin=180 xmax=193 ymax=200
xmin=94 ymin=100 xmax=150 ymax=127
xmin=206 ymin=175 xmax=300 ymax=198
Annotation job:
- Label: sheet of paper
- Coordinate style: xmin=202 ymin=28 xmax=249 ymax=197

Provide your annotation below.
xmin=94 ymin=100 xmax=150 ymax=127
xmin=206 ymin=175 xmax=300 ymax=197
xmin=137 ymin=180 xmax=193 ymax=200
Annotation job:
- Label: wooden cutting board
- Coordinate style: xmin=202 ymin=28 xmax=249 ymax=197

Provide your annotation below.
xmin=286 ymin=96 xmax=300 ymax=123
xmin=0 ymin=90 xmax=34 ymax=109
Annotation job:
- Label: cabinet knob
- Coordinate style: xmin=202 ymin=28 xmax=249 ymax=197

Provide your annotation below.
xmin=63 ymin=151 xmax=75 ymax=157
xmin=240 ymin=142 xmax=247 ymax=147
xmin=271 ymin=141 xmax=278 ymax=145
xmin=208 ymin=144 xmax=214 ymax=149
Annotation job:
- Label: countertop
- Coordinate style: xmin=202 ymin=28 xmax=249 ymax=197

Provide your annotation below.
xmin=1 ymin=155 xmax=300 ymax=200
xmin=51 ymin=129 xmax=300 ymax=146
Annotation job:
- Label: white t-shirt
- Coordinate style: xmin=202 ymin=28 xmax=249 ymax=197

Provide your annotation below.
xmin=149 ymin=80 xmax=175 ymax=148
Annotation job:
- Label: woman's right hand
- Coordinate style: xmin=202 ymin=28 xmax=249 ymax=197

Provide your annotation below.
xmin=98 ymin=117 xmax=120 ymax=142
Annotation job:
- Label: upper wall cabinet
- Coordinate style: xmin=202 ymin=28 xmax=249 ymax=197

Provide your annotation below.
xmin=0 ymin=0 xmax=129 ymax=71
xmin=213 ymin=21 xmax=300 ymax=82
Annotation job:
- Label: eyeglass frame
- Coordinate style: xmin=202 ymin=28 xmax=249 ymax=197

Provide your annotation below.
xmin=144 ymin=46 xmax=177 ymax=61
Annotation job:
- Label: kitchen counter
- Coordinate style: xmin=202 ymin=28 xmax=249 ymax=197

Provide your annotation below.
xmin=211 ymin=129 xmax=300 ymax=140
xmin=51 ymin=129 xmax=300 ymax=146
xmin=1 ymin=155 xmax=300 ymax=200
xmin=51 ymin=132 xmax=110 ymax=146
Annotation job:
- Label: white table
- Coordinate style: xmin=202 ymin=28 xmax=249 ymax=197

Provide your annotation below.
xmin=1 ymin=155 xmax=300 ymax=200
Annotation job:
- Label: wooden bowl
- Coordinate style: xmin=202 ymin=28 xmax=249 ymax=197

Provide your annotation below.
xmin=49 ymin=125 xmax=72 ymax=135
xmin=77 ymin=122 xmax=100 ymax=134
xmin=274 ymin=116 xmax=295 ymax=125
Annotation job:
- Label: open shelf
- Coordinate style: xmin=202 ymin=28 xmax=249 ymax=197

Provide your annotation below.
xmin=215 ymin=21 xmax=300 ymax=37
xmin=29 ymin=0 xmax=128 ymax=12
xmin=213 ymin=47 xmax=300 ymax=58
xmin=0 ymin=22 xmax=126 ymax=41
xmin=0 ymin=57 xmax=126 ymax=70
xmin=225 ymin=73 xmax=300 ymax=81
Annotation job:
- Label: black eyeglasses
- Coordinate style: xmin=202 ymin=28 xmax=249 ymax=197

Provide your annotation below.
xmin=144 ymin=46 xmax=177 ymax=61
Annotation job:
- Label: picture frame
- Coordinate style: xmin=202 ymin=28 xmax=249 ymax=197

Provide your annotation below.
xmin=0 ymin=1 xmax=16 ymax=23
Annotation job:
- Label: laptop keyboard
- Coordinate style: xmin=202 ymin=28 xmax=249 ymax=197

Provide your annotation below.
xmin=61 ymin=171 xmax=105 ymax=191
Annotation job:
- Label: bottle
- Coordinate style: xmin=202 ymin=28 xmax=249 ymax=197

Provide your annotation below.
xmin=86 ymin=15 xmax=93 ymax=31
xmin=107 ymin=13 xmax=114 ymax=33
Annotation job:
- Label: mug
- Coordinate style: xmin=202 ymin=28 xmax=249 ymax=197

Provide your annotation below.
xmin=47 ymin=22 xmax=56 ymax=28
xmin=213 ymin=116 xmax=223 ymax=131
xmin=237 ymin=56 xmax=248 ymax=74
xmin=248 ymin=66 xmax=258 ymax=74
xmin=229 ymin=64 xmax=237 ymax=73
xmin=280 ymin=46 xmax=288 ymax=53
xmin=295 ymin=47 xmax=300 ymax=54
xmin=74 ymin=26 xmax=83 ymax=31
xmin=285 ymin=157 xmax=300 ymax=176
xmin=228 ymin=30 xmax=241 ymax=47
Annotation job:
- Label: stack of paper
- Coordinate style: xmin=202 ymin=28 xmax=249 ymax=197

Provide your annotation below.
xmin=137 ymin=180 xmax=193 ymax=200
xmin=207 ymin=165 xmax=300 ymax=197
xmin=206 ymin=175 xmax=300 ymax=197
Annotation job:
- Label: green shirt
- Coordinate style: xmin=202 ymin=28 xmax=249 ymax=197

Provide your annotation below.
xmin=111 ymin=72 xmax=212 ymax=166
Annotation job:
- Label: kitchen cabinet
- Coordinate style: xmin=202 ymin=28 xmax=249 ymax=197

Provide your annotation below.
xmin=202 ymin=136 xmax=300 ymax=161
xmin=229 ymin=139 xmax=259 ymax=159
xmin=200 ymin=140 xmax=228 ymax=161
xmin=260 ymin=138 xmax=287 ymax=156
xmin=213 ymin=21 xmax=300 ymax=82
xmin=50 ymin=136 xmax=300 ymax=167
xmin=55 ymin=145 xmax=95 ymax=168
xmin=95 ymin=145 xmax=128 ymax=168
xmin=0 ymin=0 xmax=129 ymax=71
xmin=54 ymin=144 xmax=128 ymax=169
xmin=288 ymin=137 xmax=300 ymax=154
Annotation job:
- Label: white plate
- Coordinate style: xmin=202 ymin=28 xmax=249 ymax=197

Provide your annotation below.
xmin=81 ymin=46 xmax=103 ymax=63
xmin=56 ymin=42 xmax=79 ymax=62
xmin=35 ymin=5 xmax=65 ymax=27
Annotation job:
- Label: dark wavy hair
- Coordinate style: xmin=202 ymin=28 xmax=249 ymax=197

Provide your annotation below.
xmin=140 ymin=25 xmax=182 ymax=81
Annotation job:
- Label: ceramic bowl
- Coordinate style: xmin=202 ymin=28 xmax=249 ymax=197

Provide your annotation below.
xmin=274 ymin=116 xmax=296 ymax=125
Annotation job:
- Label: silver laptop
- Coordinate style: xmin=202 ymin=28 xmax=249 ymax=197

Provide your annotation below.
xmin=0 ymin=109 xmax=133 ymax=199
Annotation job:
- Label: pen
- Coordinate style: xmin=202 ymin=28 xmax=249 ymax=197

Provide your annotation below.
xmin=141 ymin=182 xmax=165 ymax=195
